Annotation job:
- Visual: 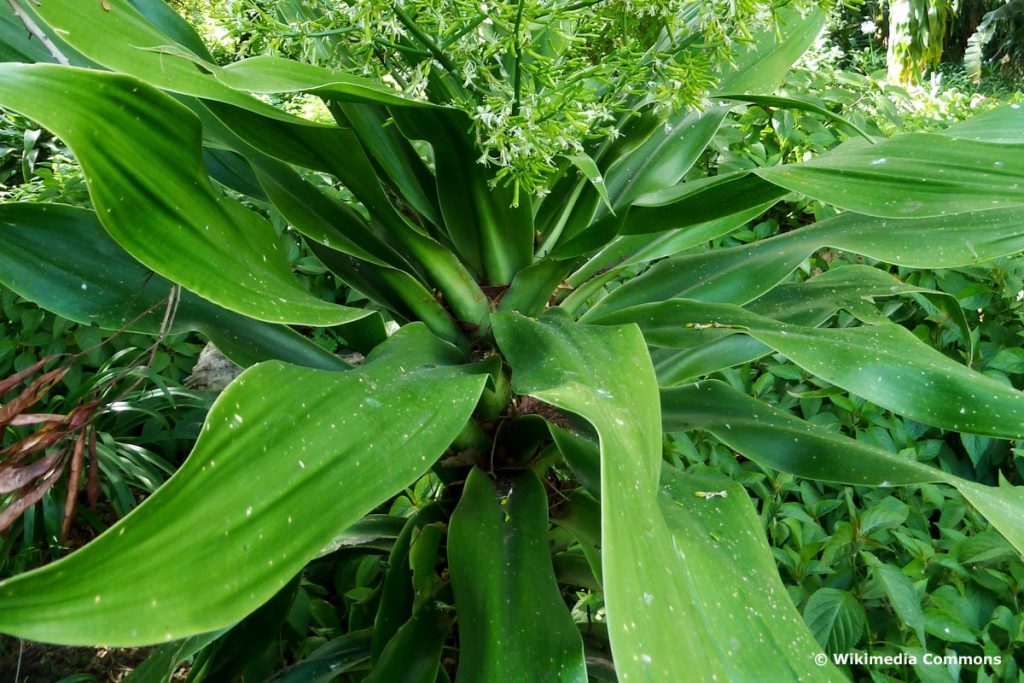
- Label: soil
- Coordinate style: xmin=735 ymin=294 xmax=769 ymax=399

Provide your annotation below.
xmin=0 ymin=637 xmax=154 ymax=682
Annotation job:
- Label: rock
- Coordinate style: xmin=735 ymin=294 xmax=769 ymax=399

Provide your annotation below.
xmin=184 ymin=343 xmax=243 ymax=392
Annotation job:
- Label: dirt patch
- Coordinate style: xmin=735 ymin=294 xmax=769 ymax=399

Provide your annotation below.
xmin=0 ymin=637 xmax=152 ymax=682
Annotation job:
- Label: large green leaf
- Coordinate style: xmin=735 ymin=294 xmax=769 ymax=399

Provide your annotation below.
xmin=657 ymin=466 xmax=839 ymax=680
xmin=588 ymin=207 xmax=1024 ymax=315
xmin=0 ymin=63 xmax=367 ymax=327
xmin=29 ymin=0 xmax=420 ymax=115
xmin=392 ymin=107 xmax=534 ymax=285
xmin=647 ymin=265 xmax=971 ymax=383
xmin=940 ymin=104 xmax=1024 ymax=144
xmin=493 ymin=312 xmax=835 ymax=682
xmin=566 ymin=204 xmax=775 ymax=291
xmin=713 ymin=8 xmax=826 ymax=94
xmin=0 ymin=325 xmax=487 ymax=646
xmin=447 ymin=468 xmax=586 ymax=682
xmin=0 ymin=203 xmax=348 ymax=370
xmin=596 ymin=299 xmax=1024 ymax=439
xmin=27 ymin=0 xmax=491 ymax=326
xmin=617 ymin=171 xmax=788 ymax=235
xmin=202 ymin=102 xmax=490 ymax=328
xmin=661 ymin=380 xmax=1024 ymax=555
xmin=364 ymin=604 xmax=454 ymax=683
xmin=756 ymin=134 xmax=1024 ymax=217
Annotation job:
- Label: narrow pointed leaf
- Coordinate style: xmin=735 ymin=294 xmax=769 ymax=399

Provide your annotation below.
xmin=555 ymin=108 xmax=729 ymax=254
xmin=620 ymin=171 xmax=787 ymax=235
xmin=448 ymin=468 xmax=587 ymax=682
xmin=268 ymin=630 xmax=372 ymax=683
xmin=125 ymin=0 xmax=214 ymax=61
xmin=124 ymin=631 xmax=226 ymax=683
xmin=712 ymin=93 xmax=872 ymax=141
xmin=371 ymin=506 xmax=445 ymax=663
xmin=0 ymin=326 xmax=487 ymax=646
xmin=567 ymin=203 xmax=773 ymax=289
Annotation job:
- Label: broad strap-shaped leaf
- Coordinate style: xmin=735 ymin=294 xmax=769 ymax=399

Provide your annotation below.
xmin=755 ymin=134 xmax=1024 ymax=218
xmin=332 ymin=102 xmax=443 ymax=230
xmin=492 ymin=312 xmax=835 ymax=682
xmin=0 ymin=203 xmax=349 ymax=370
xmin=657 ymin=467 xmax=841 ymax=680
xmin=203 ymin=102 xmax=490 ymax=328
xmin=939 ymin=104 xmax=1024 ymax=144
xmin=0 ymin=325 xmax=488 ymax=646
xmin=0 ymin=63 xmax=366 ymax=326
xmin=588 ymin=207 xmax=1024 ymax=315
xmin=189 ymin=105 xmax=465 ymax=340
xmin=566 ymin=204 xmax=775 ymax=292
xmin=713 ymin=8 xmax=826 ymax=95
xmin=661 ymin=380 xmax=1024 ymax=556
xmin=26 ymin=0 xmax=491 ymax=326
xmin=29 ymin=0 xmax=421 ymax=115
xmin=364 ymin=603 xmax=454 ymax=683
xmin=617 ymin=171 xmax=788 ymax=236
xmin=447 ymin=468 xmax=587 ymax=682
xmin=392 ymin=107 xmax=534 ymax=285
xmin=648 ymin=266 xmax=971 ymax=384
xmin=596 ymin=299 xmax=1024 ymax=439
xmin=551 ymin=108 xmax=731 ymax=257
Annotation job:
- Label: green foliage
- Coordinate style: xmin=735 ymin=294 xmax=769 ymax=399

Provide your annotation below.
xmin=0 ymin=286 xmax=209 ymax=578
xmin=0 ymin=1 xmax=1022 ymax=681
xmin=196 ymin=0 xmax=811 ymax=193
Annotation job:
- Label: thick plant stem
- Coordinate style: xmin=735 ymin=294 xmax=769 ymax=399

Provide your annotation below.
xmin=394 ymin=227 xmax=491 ymax=333
xmin=6 ymin=0 xmax=69 ymax=66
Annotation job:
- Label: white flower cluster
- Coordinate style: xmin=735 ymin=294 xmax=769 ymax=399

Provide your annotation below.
xmin=217 ymin=0 xmax=822 ymax=192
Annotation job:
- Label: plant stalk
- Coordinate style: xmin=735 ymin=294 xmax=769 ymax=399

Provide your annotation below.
xmin=6 ymin=0 xmax=69 ymax=66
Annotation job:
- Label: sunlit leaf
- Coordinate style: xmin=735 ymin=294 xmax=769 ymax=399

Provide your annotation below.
xmin=0 ymin=326 xmax=487 ymax=646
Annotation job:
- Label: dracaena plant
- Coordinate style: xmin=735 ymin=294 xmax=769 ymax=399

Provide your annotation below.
xmin=0 ymin=1 xmax=1023 ymax=680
